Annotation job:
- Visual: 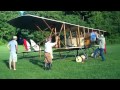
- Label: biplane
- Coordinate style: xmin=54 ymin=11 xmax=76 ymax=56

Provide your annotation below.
xmin=8 ymin=14 xmax=107 ymax=60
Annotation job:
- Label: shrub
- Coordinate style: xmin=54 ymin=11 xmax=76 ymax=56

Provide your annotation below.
xmin=0 ymin=39 xmax=7 ymax=45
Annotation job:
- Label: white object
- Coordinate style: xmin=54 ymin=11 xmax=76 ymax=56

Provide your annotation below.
xmin=26 ymin=40 xmax=31 ymax=51
xmin=13 ymin=36 xmax=17 ymax=39
xmin=81 ymin=55 xmax=86 ymax=61
xmin=30 ymin=39 xmax=41 ymax=51
xmin=101 ymin=34 xmax=103 ymax=37
xmin=76 ymin=56 xmax=82 ymax=62
xmin=91 ymin=53 xmax=94 ymax=57
xmin=19 ymin=11 xmax=25 ymax=16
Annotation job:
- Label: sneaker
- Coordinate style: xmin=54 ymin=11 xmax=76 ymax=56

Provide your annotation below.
xmin=14 ymin=69 xmax=16 ymax=70
xmin=43 ymin=65 xmax=47 ymax=70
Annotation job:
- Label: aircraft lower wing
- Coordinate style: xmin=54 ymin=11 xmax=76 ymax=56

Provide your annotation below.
xmin=53 ymin=47 xmax=84 ymax=52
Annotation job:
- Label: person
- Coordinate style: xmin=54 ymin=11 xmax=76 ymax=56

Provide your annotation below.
xmin=93 ymin=34 xmax=106 ymax=61
xmin=44 ymin=35 xmax=58 ymax=70
xmin=7 ymin=36 xmax=18 ymax=70
xmin=90 ymin=31 xmax=97 ymax=46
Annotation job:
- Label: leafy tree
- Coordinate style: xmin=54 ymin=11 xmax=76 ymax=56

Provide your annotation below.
xmin=0 ymin=11 xmax=120 ymax=45
xmin=0 ymin=11 xmax=19 ymax=41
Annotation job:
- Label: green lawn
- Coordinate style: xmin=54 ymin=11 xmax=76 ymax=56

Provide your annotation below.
xmin=0 ymin=44 xmax=120 ymax=79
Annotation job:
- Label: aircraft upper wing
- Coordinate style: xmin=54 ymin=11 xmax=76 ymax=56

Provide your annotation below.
xmin=7 ymin=14 xmax=79 ymax=32
xmin=7 ymin=14 xmax=108 ymax=35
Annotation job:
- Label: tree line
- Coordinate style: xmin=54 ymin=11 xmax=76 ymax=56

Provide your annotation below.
xmin=0 ymin=11 xmax=120 ymax=45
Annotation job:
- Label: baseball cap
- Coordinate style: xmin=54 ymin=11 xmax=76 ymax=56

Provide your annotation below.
xmin=13 ymin=36 xmax=17 ymax=39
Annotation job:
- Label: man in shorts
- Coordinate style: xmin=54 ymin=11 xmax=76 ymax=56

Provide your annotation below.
xmin=7 ymin=36 xmax=18 ymax=70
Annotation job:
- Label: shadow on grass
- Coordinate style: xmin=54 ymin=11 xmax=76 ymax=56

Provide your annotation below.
xmin=18 ymin=55 xmax=39 ymax=59
xmin=71 ymin=59 xmax=76 ymax=62
xmin=29 ymin=58 xmax=44 ymax=69
xmin=53 ymin=54 xmax=76 ymax=60
xmin=3 ymin=60 xmax=9 ymax=69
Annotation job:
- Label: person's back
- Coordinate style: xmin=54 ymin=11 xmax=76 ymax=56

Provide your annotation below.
xmin=90 ymin=32 xmax=96 ymax=42
xmin=98 ymin=35 xmax=105 ymax=49
xmin=7 ymin=36 xmax=18 ymax=70
xmin=8 ymin=40 xmax=17 ymax=53
xmin=44 ymin=36 xmax=58 ymax=70
xmin=45 ymin=42 xmax=54 ymax=53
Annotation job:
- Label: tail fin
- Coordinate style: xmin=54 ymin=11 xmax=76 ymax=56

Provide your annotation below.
xmin=23 ymin=39 xmax=31 ymax=51
xmin=30 ymin=39 xmax=41 ymax=51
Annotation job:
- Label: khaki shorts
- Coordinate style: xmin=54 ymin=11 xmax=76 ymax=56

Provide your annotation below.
xmin=9 ymin=53 xmax=17 ymax=62
xmin=44 ymin=52 xmax=52 ymax=63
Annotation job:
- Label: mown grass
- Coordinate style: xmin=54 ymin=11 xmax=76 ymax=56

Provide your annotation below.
xmin=0 ymin=44 xmax=120 ymax=79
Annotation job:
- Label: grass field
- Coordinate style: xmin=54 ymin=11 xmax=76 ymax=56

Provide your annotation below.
xmin=0 ymin=44 xmax=120 ymax=79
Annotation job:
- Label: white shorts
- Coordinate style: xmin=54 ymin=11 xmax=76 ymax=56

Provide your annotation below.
xmin=9 ymin=52 xmax=17 ymax=62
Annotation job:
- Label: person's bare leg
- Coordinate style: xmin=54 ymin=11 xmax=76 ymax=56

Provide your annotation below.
xmin=13 ymin=62 xmax=16 ymax=70
xmin=12 ymin=61 xmax=14 ymax=68
xmin=9 ymin=61 xmax=12 ymax=70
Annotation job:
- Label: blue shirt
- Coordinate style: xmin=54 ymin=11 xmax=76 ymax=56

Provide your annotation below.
xmin=90 ymin=32 xmax=96 ymax=41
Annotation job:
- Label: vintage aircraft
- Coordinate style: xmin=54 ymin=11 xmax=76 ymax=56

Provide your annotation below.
xmin=8 ymin=14 xmax=107 ymax=61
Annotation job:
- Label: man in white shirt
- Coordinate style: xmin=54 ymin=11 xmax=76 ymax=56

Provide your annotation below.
xmin=44 ymin=36 xmax=58 ymax=70
xmin=7 ymin=36 xmax=18 ymax=70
